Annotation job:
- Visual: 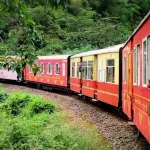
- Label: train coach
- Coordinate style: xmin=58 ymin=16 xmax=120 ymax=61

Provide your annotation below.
xmin=122 ymin=11 xmax=150 ymax=143
xmin=24 ymin=55 xmax=71 ymax=90
xmin=0 ymin=57 xmax=21 ymax=81
xmin=70 ymin=44 xmax=123 ymax=107
xmin=0 ymin=68 xmax=18 ymax=81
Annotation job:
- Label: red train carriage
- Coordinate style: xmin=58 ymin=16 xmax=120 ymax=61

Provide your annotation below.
xmin=70 ymin=57 xmax=81 ymax=93
xmin=70 ymin=51 xmax=98 ymax=98
xmin=24 ymin=55 xmax=71 ymax=88
xmin=96 ymin=44 xmax=123 ymax=107
xmin=70 ymin=44 xmax=123 ymax=105
xmin=122 ymin=11 xmax=150 ymax=143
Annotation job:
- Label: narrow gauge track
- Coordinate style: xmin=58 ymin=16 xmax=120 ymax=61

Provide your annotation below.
xmin=1 ymin=82 xmax=150 ymax=150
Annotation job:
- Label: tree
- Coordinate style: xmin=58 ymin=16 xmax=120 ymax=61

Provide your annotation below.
xmin=0 ymin=0 xmax=70 ymax=78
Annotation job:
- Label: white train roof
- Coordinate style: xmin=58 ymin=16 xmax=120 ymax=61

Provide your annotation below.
xmin=71 ymin=44 xmax=124 ymax=58
xmin=38 ymin=55 xmax=70 ymax=60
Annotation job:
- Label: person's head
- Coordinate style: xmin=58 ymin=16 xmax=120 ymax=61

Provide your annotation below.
xmin=148 ymin=79 xmax=150 ymax=83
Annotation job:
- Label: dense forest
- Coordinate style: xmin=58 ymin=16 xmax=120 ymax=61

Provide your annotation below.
xmin=0 ymin=0 xmax=150 ymax=56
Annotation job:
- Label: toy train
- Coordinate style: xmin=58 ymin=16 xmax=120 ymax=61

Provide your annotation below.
xmin=0 ymin=11 xmax=150 ymax=143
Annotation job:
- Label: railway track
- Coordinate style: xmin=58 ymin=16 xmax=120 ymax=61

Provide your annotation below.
xmin=1 ymin=82 xmax=150 ymax=150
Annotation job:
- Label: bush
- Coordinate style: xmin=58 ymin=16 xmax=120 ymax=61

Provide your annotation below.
xmin=24 ymin=97 xmax=56 ymax=117
xmin=1 ymin=93 xmax=31 ymax=116
xmin=0 ymin=87 xmax=9 ymax=103
xmin=0 ymin=91 xmax=109 ymax=150
xmin=1 ymin=92 xmax=56 ymax=117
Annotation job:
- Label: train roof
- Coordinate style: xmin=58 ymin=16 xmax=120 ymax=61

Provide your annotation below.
xmin=123 ymin=10 xmax=150 ymax=48
xmin=38 ymin=55 xmax=70 ymax=60
xmin=71 ymin=44 xmax=124 ymax=58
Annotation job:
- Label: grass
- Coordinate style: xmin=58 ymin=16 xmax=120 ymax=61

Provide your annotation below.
xmin=0 ymin=87 xmax=110 ymax=150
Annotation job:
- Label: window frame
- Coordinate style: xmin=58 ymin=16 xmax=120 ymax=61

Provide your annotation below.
xmin=28 ymin=65 xmax=32 ymax=73
xmin=147 ymin=35 xmax=150 ymax=84
xmin=72 ymin=62 xmax=75 ymax=77
xmin=106 ymin=58 xmax=115 ymax=84
xmin=133 ymin=44 xmax=140 ymax=86
xmin=123 ymin=55 xmax=127 ymax=84
xmin=77 ymin=62 xmax=79 ymax=78
xmin=82 ymin=61 xmax=93 ymax=80
xmin=82 ymin=61 xmax=87 ymax=79
xmin=40 ymin=63 xmax=44 ymax=74
xmin=87 ymin=61 xmax=93 ymax=80
xmin=47 ymin=63 xmax=52 ymax=75
xmin=55 ymin=63 xmax=60 ymax=75
xmin=142 ymin=37 xmax=147 ymax=87
xmin=137 ymin=44 xmax=140 ymax=86
xmin=133 ymin=47 xmax=137 ymax=85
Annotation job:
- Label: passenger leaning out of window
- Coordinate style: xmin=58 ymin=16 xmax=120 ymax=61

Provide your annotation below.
xmin=147 ymin=80 xmax=150 ymax=88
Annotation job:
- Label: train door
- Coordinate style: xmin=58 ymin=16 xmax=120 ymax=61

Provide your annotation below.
xmin=127 ymin=52 xmax=133 ymax=119
xmin=80 ymin=57 xmax=83 ymax=93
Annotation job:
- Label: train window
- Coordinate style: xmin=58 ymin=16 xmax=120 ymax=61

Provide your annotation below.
xmin=87 ymin=61 xmax=93 ymax=80
xmin=106 ymin=59 xmax=115 ymax=83
xmin=133 ymin=48 xmax=137 ymax=84
xmin=143 ymin=40 xmax=147 ymax=85
xmin=28 ymin=65 xmax=32 ymax=73
xmin=143 ymin=36 xmax=150 ymax=87
xmin=148 ymin=36 xmax=150 ymax=85
xmin=72 ymin=62 xmax=75 ymax=77
xmin=77 ymin=62 xmax=79 ymax=78
xmin=47 ymin=63 xmax=52 ymax=74
xmin=62 ymin=63 xmax=65 ymax=76
xmin=124 ymin=56 xmax=126 ymax=83
xmin=82 ymin=61 xmax=93 ymax=80
xmin=133 ymin=45 xmax=140 ymax=85
xmin=55 ymin=63 xmax=60 ymax=75
xmin=98 ymin=59 xmax=104 ymax=82
xmin=40 ymin=63 xmax=44 ymax=74
xmin=82 ymin=61 xmax=87 ymax=79
xmin=137 ymin=45 xmax=140 ymax=85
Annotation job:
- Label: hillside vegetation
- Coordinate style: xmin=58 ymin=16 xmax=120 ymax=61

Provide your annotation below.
xmin=0 ymin=0 xmax=150 ymax=56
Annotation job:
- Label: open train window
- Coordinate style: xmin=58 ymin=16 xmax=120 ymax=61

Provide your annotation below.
xmin=72 ymin=62 xmax=75 ymax=77
xmin=133 ymin=44 xmax=140 ymax=86
xmin=106 ymin=59 xmax=115 ymax=83
xmin=47 ymin=63 xmax=52 ymax=74
xmin=55 ymin=63 xmax=60 ymax=75
xmin=40 ymin=63 xmax=44 ymax=74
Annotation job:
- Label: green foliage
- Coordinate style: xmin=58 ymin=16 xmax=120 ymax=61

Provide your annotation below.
xmin=23 ymin=97 xmax=56 ymax=117
xmin=1 ymin=92 xmax=55 ymax=116
xmin=0 ymin=90 xmax=110 ymax=150
xmin=63 ymin=44 xmax=92 ymax=55
xmin=0 ymin=0 xmax=70 ymax=77
xmin=0 ymin=0 xmax=150 ymax=59
xmin=0 ymin=87 xmax=8 ymax=103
